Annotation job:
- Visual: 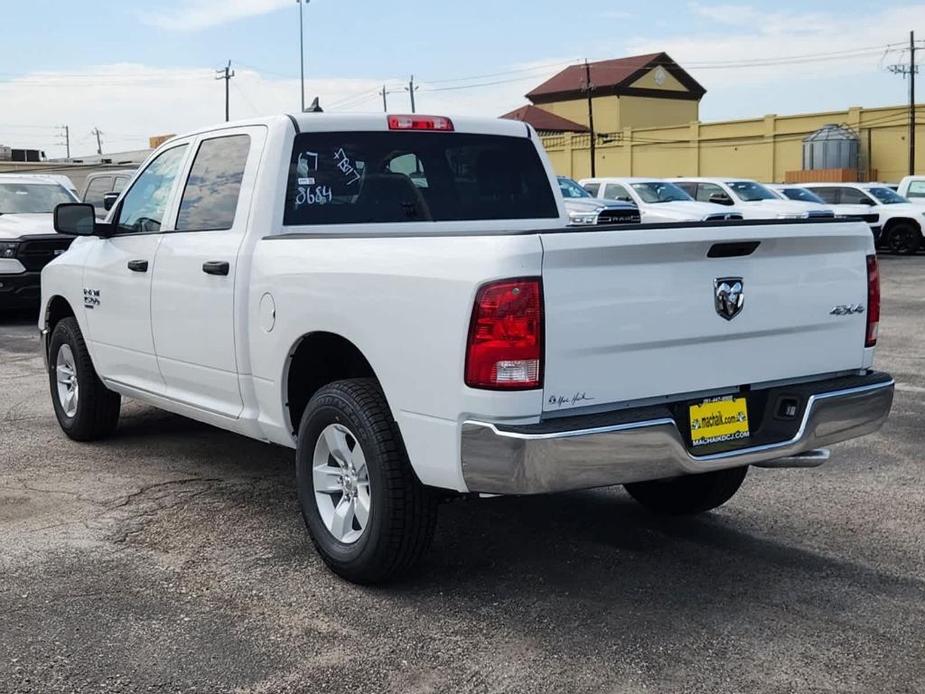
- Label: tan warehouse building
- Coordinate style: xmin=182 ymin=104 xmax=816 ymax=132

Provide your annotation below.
xmin=501 ymin=53 xmax=923 ymax=184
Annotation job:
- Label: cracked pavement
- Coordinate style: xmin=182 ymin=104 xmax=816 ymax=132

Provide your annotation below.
xmin=0 ymin=256 xmax=923 ymax=693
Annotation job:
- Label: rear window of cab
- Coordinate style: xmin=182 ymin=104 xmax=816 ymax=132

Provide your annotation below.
xmin=283 ymin=131 xmax=558 ymax=225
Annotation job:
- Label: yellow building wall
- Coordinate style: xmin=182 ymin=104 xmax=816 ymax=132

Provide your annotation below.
xmin=543 ymin=105 xmax=923 ymax=182
xmin=618 ymin=96 xmax=699 ymax=129
xmin=540 ymin=97 xmax=621 ymax=132
xmin=535 ymin=76 xmax=699 ymax=131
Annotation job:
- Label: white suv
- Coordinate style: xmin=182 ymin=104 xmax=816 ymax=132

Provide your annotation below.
xmin=671 ymin=178 xmax=833 ymax=220
xmin=580 ymin=177 xmax=742 ymax=223
xmin=804 ymin=183 xmax=925 ymax=254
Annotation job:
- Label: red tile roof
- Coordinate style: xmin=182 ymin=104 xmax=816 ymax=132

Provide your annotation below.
xmin=499 ymin=105 xmax=589 ymax=132
xmin=526 ymin=52 xmax=706 ymax=102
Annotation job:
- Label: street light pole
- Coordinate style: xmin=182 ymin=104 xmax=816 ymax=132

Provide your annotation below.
xmin=297 ymin=0 xmax=309 ymax=113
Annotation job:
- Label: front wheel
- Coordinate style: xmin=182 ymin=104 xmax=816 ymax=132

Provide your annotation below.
xmin=885 ymin=222 xmax=922 ymax=255
xmin=624 ymin=466 xmax=748 ymax=516
xmin=295 ymin=378 xmax=437 ymax=584
xmin=48 ymin=317 xmax=121 ymax=441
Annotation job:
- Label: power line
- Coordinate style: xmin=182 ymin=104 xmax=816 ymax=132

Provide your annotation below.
xmin=421 ymin=73 xmax=561 ymax=92
xmin=326 ymin=88 xmax=385 ymax=110
xmin=231 ymin=81 xmax=260 ymax=116
xmin=683 ymin=43 xmax=908 ymax=68
xmin=421 ymin=60 xmax=579 ymax=85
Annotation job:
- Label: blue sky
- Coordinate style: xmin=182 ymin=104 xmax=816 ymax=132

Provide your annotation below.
xmin=1 ymin=0 xmax=923 ymax=157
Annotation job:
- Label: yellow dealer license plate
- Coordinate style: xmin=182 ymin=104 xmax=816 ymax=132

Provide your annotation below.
xmin=689 ymin=396 xmax=750 ymax=448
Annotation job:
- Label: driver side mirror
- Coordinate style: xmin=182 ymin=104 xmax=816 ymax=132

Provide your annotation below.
xmin=709 ymin=192 xmax=734 ymax=206
xmin=103 ymin=192 xmax=119 ymax=211
xmin=54 ymin=204 xmax=97 ymax=236
xmin=859 ymin=197 xmax=876 ymax=206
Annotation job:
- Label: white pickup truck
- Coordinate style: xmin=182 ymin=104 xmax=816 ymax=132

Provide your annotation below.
xmin=42 ymin=113 xmax=894 ymax=584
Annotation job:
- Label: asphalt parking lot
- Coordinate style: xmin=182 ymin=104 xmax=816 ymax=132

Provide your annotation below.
xmin=0 ymin=257 xmax=923 ymax=694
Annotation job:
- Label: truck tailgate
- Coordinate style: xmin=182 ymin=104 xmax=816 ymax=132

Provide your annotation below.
xmin=539 ymin=221 xmax=872 ymax=413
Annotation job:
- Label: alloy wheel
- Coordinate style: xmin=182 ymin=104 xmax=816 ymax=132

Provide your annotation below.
xmin=55 ymin=344 xmax=79 ymax=418
xmin=312 ymin=423 xmax=371 ymax=544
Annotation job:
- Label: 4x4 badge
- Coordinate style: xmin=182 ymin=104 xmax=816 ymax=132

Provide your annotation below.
xmin=714 ymin=277 xmax=744 ymax=321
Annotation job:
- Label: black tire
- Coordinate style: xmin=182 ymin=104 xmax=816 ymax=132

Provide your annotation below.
xmin=624 ymin=466 xmax=748 ymax=516
xmin=885 ymin=222 xmax=922 ymax=255
xmin=48 ymin=317 xmax=121 ymax=441
xmin=295 ymin=378 xmax=437 ymax=584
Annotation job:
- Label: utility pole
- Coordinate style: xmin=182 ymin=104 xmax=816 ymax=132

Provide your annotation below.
xmin=215 ymin=60 xmax=235 ymax=122
xmin=297 ymin=0 xmax=309 ymax=112
xmin=405 ymin=75 xmax=418 ymax=113
xmin=380 ymin=84 xmax=389 ymax=112
xmin=582 ymin=60 xmax=596 ymax=176
xmin=90 ymin=127 xmax=103 ymax=155
xmin=912 ymin=30 xmax=917 ymax=176
xmin=57 ymin=125 xmax=70 ymax=161
xmin=888 ymin=31 xmax=920 ymax=175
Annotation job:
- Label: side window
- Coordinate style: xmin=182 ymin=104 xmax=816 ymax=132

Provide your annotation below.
xmin=907 ymin=181 xmax=925 ymax=198
xmin=812 ymin=187 xmax=839 ymax=204
xmin=696 ymin=183 xmax=727 ymax=202
xmin=674 ymin=182 xmax=696 ymax=197
xmin=115 ymin=145 xmax=188 ymax=234
xmin=839 ymin=188 xmax=873 ymax=205
xmin=83 ymin=176 xmax=112 ymax=210
xmin=583 ymin=182 xmax=601 ymax=197
xmin=176 ymin=135 xmax=251 ymax=232
xmin=113 ymin=176 xmax=130 ymax=193
xmin=603 ymin=183 xmax=632 ymax=202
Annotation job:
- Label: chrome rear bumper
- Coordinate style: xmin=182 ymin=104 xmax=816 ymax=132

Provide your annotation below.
xmin=461 ymin=376 xmax=894 ymax=495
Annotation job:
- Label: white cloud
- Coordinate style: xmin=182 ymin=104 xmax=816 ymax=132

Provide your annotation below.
xmin=0 ymin=60 xmax=571 ymax=159
xmin=138 ymin=0 xmax=292 ymax=31
xmin=0 ymin=64 xmax=380 ymax=157
xmin=602 ymin=2 xmax=925 ymax=120
xmin=626 ymin=3 xmax=925 ymax=90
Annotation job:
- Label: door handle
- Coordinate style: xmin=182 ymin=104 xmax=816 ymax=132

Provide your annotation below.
xmin=127 ymin=259 xmax=148 ymax=272
xmin=202 ymin=260 xmax=230 ymax=276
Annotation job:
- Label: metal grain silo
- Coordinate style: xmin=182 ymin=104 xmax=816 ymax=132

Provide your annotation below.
xmin=803 ymin=124 xmax=859 ymax=170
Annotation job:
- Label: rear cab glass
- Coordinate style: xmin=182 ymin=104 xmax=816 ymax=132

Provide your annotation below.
xmin=283 ymin=131 xmax=558 ymax=226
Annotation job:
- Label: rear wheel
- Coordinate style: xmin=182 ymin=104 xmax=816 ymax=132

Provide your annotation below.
xmin=48 ymin=317 xmax=121 ymax=441
xmin=885 ymin=222 xmax=922 ymax=255
xmin=295 ymin=378 xmax=437 ymax=584
xmin=624 ymin=466 xmax=748 ymax=516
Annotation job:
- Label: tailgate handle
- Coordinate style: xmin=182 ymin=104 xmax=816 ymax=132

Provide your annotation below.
xmin=708 ymin=241 xmax=760 ymax=258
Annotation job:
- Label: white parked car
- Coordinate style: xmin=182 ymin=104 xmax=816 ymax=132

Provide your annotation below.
xmin=803 ymin=182 xmax=925 ymax=254
xmin=580 ymin=177 xmax=743 ymax=223
xmin=896 ymin=176 xmax=925 ymax=207
xmin=0 ymin=174 xmax=78 ymax=309
xmin=766 ymin=183 xmax=831 ymax=207
xmin=41 ymin=113 xmax=893 ymax=583
xmin=671 ymin=178 xmax=833 ymax=220
xmin=556 ymin=176 xmax=640 ymax=226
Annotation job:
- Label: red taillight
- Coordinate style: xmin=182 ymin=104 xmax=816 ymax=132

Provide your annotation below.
xmin=866 ymin=254 xmax=880 ymax=347
xmin=387 ymin=114 xmax=454 ymax=131
xmin=465 ymin=278 xmax=543 ymax=390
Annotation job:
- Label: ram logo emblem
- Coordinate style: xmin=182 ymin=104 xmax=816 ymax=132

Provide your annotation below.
xmin=714 ymin=277 xmax=744 ymax=321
